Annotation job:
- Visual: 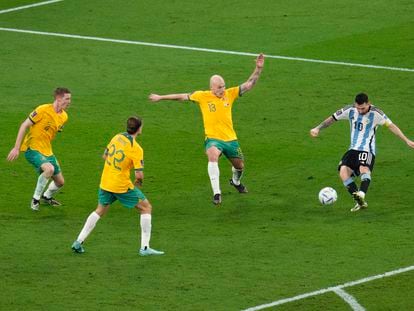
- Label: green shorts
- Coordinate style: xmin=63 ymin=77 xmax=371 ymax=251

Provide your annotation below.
xmin=98 ymin=187 xmax=146 ymax=208
xmin=204 ymin=138 xmax=244 ymax=159
xmin=24 ymin=148 xmax=61 ymax=175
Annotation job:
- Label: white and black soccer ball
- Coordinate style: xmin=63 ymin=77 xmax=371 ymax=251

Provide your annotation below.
xmin=318 ymin=187 xmax=338 ymax=205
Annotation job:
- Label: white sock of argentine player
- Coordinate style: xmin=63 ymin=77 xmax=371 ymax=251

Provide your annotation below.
xmin=208 ymin=161 xmax=221 ymax=194
xmin=43 ymin=181 xmax=61 ymax=199
xmin=140 ymin=213 xmax=152 ymax=249
xmin=33 ymin=173 xmax=49 ymax=200
xmin=77 ymin=211 xmax=100 ymax=243
xmin=231 ymin=166 xmax=243 ymax=186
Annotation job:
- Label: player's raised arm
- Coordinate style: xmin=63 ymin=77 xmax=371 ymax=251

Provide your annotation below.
xmin=148 ymin=93 xmax=190 ymax=102
xmin=7 ymin=118 xmax=33 ymax=161
xmin=240 ymin=53 xmax=265 ymax=95
xmin=387 ymin=123 xmax=414 ymax=148
xmin=310 ymin=116 xmax=336 ymax=137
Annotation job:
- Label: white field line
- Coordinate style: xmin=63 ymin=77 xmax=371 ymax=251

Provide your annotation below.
xmin=0 ymin=27 xmax=413 ymax=73
xmin=0 ymin=0 xmax=63 ymax=15
xmin=333 ymin=288 xmax=366 ymax=311
xmin=242 ymin=265 xmax=414 ymax=311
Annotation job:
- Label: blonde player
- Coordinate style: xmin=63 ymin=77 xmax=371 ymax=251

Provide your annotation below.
xmin=7 ymin=88 xmax=71 ymax=211
xmin=149 ymin=53 xmax=265 ymax=205
xmin=71 ymin=116 xmax=164 ymax=256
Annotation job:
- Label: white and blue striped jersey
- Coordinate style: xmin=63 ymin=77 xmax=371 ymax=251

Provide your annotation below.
xmin=333 ymin=105 xmax=392 ymax=155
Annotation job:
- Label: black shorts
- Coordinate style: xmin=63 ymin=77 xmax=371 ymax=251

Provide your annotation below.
xmin=338 ymin=149 xmax=375 ymax=176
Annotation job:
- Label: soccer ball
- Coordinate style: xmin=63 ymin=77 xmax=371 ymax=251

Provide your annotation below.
xmin=318 ymin=187 xmax=337 ymax=205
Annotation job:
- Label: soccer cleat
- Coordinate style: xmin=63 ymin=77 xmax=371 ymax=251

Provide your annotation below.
xmin=213 ymin=193 xmax=222 ymax=205
xmin=31 ymin=198 xmax=40 ymax=211
xmin=41 ymin=195 xmax=62 ymax=206
xmin=139 ymin=247 xmax=164 ymax=256
xmin=351 ymin=191 xmax=368 ymax=212
xmin=71 ymin=241 xmax=85 ymax=253
xmin=229 ymin=179 xmax=248 ymax=193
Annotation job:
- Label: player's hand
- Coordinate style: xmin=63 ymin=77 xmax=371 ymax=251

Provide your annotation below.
xmin=256 ymin=53 xmax=265 ymax=69
xmin=7 ymin=147 xmax=20 ymax=161
xmin=148 ymin=94 xmax=161 ymax=102
xmin=407 ymin=140 xmax=414 ymax=149
xmin=310 ymin=128 xmax=319 ymax=137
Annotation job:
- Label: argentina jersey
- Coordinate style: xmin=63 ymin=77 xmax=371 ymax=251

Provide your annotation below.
xmin=333 ymin=105 xmax=392 ymax=155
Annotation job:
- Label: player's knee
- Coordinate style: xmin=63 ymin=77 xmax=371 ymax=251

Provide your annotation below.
xmin=138 ymin=200 xmax=152 ymax=213
xmin=55 ymin=178 xmax=64 ymax=187
xmin=42 ymin=164 xmax=54 ymax=177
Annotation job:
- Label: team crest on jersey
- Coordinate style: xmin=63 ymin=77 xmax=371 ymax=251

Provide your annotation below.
xmin=224 ymin=102 xmax=229 ymax=107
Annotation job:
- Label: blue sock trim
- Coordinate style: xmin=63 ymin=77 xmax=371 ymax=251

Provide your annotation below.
xmin=361 ymin=173 xmax=371 ymax=181
xmin=343 ymin=177 xmax=354 ymax=186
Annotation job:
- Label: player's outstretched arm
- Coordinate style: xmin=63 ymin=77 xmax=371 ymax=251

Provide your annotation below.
xmin=148 ymin=93 xmax=189 ymax=102
xmin=240 ymin=53 xmax=265 ymax=95
xmin=6 ymin=118 xmax=33 ymax=161
xmin=387 ymin=123 xmax=414 ymax=148
xmin=310 ymin=116 xmax=335 ymax=137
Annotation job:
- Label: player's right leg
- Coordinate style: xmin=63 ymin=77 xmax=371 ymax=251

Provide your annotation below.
xmin=25 ymin=149 xmax=54 ymax=211
xmin=32 ymin=163 xmax=54 ymax=211
xmin=205 ymin=144 xmax=222 ymax=205
xmin=339 ymin=165 xmax=366 ymax=211
xmin=72 ymin=190 xmax=112 ymax=253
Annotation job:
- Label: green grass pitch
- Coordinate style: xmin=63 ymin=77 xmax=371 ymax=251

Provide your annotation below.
xmin=1 ymin=0 xmax=413 ymax=310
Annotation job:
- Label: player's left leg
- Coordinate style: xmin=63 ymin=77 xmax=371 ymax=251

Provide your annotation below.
xmin=229 ymin=157 xmax=248 ymax=193
xmin=42 ymin=172 xmax=64 ymax=206
xmin=137 ymin=199 xmax=164 ymax=256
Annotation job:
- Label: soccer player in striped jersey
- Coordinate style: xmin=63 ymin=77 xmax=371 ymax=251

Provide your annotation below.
xmin=149 ymin=53 xmax=265 ymax=205
xmin=7 ymin=88 xmax=71 ymax=211
xmin=310 ymin=93 xmax=414 ymax=211
xmin=71 ymin=116 xmax=164 ymax=256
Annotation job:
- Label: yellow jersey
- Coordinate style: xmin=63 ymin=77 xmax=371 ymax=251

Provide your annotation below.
xmin=189 ymin=86 xmax=240 ymax=141
xmin=21 ymin=104 xmax=68 ymax=156
xmin=100 ymin=133 xmax=144 ymax=193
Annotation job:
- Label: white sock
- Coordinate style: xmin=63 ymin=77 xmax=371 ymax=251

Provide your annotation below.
xmin=208 ymin=161 xmax=221 ymax=194
xmin=140 ymin=214 xmax=152 ymax=249
xmin=77 ymin=211 xmax=100 ymax=243
xmin=231 ymin=166 xmax=243 ymax=186
xmin=43 ymin=181 xmax=61 ymax=199
xmin=33 ymin=173 xmax=49 ymax=200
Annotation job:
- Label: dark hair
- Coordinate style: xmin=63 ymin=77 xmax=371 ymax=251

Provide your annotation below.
xmin=355 ymin=93 xmax=368 ymax=105
xmin=54 ymin=87 xmax=71 ymax=98
xmin=127 ymin=116 xmax=142 ymax=134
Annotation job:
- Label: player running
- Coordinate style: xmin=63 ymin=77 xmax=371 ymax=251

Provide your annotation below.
xmin=71 ymin=116 xmax=164 ymax=256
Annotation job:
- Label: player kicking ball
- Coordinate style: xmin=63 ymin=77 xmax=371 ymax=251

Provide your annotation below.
xmin=310 ymin=93 xmax=414 ymax=211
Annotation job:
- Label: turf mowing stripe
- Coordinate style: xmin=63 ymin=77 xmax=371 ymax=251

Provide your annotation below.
xmin=0 ymin=0 xmax=63 ymax=15
xmin=0 ymin=27 xmax=413 ymax=73
xmin=333 ymin=288 xmax=366 ymax=311
xmin=242 ymin=265 xmax=414 ymax=310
